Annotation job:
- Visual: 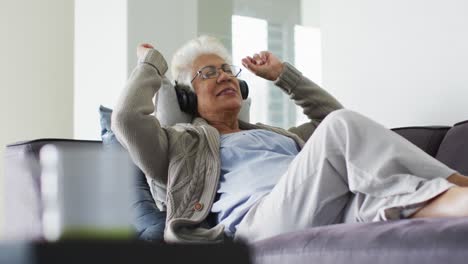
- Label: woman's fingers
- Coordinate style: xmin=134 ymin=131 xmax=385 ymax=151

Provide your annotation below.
xmin=136 ymin=43 xmax=154 ymax=59
xmin=246 ymin=51 xmax=270 ymax=66
xmin=259 ymin=51 xmax=270 ymax=63
xmin=252 ymin=53 xmax=265 ymax=65
xmin=141 ymin=43 xmax=154 ymax=49
xmin=241 ymin=52 xmax=269 ymax=74
xmin=242 ymin=57 xmax=256 ymax=70
xmin=241 ymin=51 xmax=282 ymax=81
xmin=244 ymin=56 xmax=257 ymax=67
xmin=242 ymin=57 xmax=263 ymax=75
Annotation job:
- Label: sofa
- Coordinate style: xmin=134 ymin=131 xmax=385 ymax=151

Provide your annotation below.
xmin=4 ymin=117 xmax=468 ymax=264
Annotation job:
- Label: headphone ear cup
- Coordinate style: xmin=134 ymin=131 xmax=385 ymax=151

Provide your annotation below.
xmin=174 ymin=83 xmax=188 ymax=111
xmin=174 ymin=82 xmax=198 ymax=115
xmin=238 ymin=79 xmax=249 ymax=100
xmin=186 ymin=90 xmax=198 ymax=115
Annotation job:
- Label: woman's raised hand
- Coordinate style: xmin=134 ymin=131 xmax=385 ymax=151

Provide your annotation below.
xmin=137 ymin=43 xmax=155 ymax=60
xmin=241 ymin=51 xmax=284 ymax=81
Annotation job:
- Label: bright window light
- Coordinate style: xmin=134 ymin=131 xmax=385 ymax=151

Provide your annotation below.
xmin=294 ymin=25 xmax=322 ymax=126
xmin=232 ymin=15 xmax=268 ymax=124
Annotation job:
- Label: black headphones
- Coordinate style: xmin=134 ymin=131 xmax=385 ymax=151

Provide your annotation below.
xmin=174 ymin=80 xmax=249 ymax=115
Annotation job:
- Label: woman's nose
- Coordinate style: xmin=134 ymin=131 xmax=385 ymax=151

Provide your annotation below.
xmin=217 ymin=70 xmax=231 ymax=82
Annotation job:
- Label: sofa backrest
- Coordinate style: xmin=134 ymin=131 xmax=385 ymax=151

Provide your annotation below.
xmin=392 ymin=126 xmax=450 ymax=157
xmin=392 ymin=121 xmax=468 ymax=175
xmin=436 ymin=120 xmax=468 ymax=175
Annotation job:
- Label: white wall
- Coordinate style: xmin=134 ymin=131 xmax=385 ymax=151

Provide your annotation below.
xmin=127 ymin=0 xmax=198 ymax=79
xmin=301 ymin=0 xmax=320 ymax=27
xmin=0 ymin=0 xmax=74 ymax=234
xmin=74 ymin=0 xmax=198 ymax=140
xmin=74 ymin=0 xmax=128 ymax=140
xmin=321 ymin=0 xmax=468 ymax=128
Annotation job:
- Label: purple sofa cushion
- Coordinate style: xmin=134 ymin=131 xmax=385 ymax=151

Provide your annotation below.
xmin=251 ymin=218 xmax=468 ymax=264
xmin=436 ymin=120 xmax=468 ymax=175
xmin=250 ymin=121 xmax=468 ymax=264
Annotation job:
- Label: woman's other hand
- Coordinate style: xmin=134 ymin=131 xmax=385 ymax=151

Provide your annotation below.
xmin=241 ymin=51 xmax=284 ymax=81
xmin=137 ymin=43 xmax=154 ymax=60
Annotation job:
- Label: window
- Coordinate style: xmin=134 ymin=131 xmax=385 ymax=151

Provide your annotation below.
xmin=294 ymin=25 xmax=322 ymax=125
xmin=232 ymin=15 xmax=269 ymax=124
xmin=232 ymin=15 xmax=322 ymax=128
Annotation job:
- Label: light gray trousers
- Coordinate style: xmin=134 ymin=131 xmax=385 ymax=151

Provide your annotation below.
xmin=235 ymin=109 xmax=456 ymax=243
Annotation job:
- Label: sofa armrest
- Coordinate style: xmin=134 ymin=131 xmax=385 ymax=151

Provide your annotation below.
xmin=3 ymin=139 xmax=101 ymax=240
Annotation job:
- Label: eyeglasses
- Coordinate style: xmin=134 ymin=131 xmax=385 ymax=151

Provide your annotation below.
xmin=191 ymin=64 xmax=242 ymax=83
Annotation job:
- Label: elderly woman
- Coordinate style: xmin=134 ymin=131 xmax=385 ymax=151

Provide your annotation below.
xmin=112 ymin=35 xmax=468 ymax=244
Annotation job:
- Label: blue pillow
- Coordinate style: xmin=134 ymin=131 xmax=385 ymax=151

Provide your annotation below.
xmin=99 ymin=105 xmax=166 ymax=242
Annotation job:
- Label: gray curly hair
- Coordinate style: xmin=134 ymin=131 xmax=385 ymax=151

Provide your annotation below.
xmin=171 ymin=35 xmax=232 ymax=89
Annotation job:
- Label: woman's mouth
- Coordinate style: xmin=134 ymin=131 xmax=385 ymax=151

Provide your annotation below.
xmin=217 ymin=88 xmax=237 ymax=96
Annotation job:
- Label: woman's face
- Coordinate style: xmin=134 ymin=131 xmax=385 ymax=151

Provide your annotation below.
xmin=191 ymin=54 xmax=242 ymax=119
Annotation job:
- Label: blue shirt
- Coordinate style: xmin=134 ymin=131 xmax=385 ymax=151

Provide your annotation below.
xmin=211 ymin=129 xmax=300 ymax=237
